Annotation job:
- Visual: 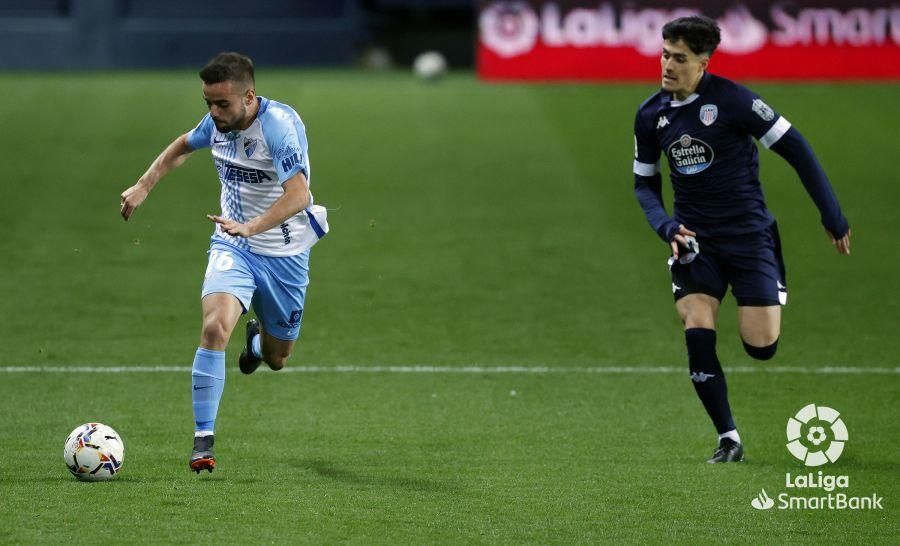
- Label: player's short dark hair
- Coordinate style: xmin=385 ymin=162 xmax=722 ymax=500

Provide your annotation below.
xmin=199 ymin=52 xmax=255 ymax=88
xmin=662 ymin=16 xmax=721 ymax=57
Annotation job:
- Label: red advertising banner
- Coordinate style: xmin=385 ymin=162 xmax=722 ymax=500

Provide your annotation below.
xmin=477 ymin=1 xmax=900 ymax=80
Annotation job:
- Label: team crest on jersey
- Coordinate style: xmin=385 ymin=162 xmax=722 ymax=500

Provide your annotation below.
xmin=699 ymin=104 xmax=718 ymax=126
xmin=667 ymin=134 xmax=714 ymax=175
xmin=752 ymin=99 xmax=775 ymax=121
xmin=244 ymin=138 xmax=259 ymax=158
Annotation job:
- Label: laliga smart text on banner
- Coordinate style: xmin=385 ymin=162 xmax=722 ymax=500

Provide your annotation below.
xmin=477 ymin=1 xmax=900 ymax=80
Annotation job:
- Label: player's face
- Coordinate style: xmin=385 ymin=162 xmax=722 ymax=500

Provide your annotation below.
xmin=660 ymin=40 xmax=709 ymax=100
xmin=202 ymin=81 xmax=256 ymax=133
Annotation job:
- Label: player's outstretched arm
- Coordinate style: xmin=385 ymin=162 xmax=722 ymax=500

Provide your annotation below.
xmin=770 ymin=127 xmax=851 ymax=255
xmin=208 ymin=171 xmax=311 ymax=238
xmin=120 ymin=133 xmax=194 ymax=221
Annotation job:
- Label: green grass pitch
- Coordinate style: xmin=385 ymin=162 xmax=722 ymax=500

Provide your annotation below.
xmin=0 ymin=71 xmax=897 ymax=543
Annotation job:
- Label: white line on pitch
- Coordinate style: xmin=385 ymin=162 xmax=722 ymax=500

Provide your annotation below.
xmin=0 ymin=365 xmax=898 ymax=374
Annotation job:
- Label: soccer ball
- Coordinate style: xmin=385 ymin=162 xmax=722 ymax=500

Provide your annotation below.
xmin=413 ymin=51 xmax=447 ymax=81
xmin=63 ymin=423 xmax=125 ymax=481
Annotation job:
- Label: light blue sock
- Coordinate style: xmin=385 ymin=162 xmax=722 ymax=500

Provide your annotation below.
xmin=191 ymin=348 xmax=226 ymax=433
xmin=251 ymin=334 xmax=262 ymax=359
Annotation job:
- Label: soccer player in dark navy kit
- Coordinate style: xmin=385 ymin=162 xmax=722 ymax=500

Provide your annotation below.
xmin=633 ymin=16 xmax=851 ymax=463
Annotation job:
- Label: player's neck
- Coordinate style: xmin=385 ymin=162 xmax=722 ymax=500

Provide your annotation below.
xmin=236 ymin=99 xmax=260 ymax=131
xmin=673 ymin=71 xmax=705 ymax=101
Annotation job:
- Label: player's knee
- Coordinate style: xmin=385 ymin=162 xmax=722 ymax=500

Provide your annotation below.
xmin=743 ymin=339 xmax=779 ymax=361
xmin=200 ymin=319 xmax=230 ymax=349
xmin=677 ymin=298 xmax=718 ymax=330
xmin=266 ymin=356 xmax=287 ymax=371
xmin=264 ymin=351 xmax=291 ymax=371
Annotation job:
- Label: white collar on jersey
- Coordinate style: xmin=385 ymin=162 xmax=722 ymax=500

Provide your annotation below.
xmin=670 ymin=93 xmax=700 ymax=107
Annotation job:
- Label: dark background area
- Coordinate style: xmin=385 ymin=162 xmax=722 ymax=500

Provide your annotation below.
xmin=0 ymin=0 xmax=476 ymax=69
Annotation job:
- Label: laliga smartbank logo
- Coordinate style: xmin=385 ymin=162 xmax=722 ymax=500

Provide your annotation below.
xmin=786 ymin=403 xmax=847 ymax=466
xmin=750 ymin=404 xmax=883 ymax=511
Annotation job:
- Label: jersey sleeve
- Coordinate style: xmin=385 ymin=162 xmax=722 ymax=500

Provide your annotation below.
xmin=186 ymin=114 xmax=214 ymax=150
xmin=731 ymin=86 xmax=792 ymax=149
xmin=633 ymin=108 xmax=679 ymax=242
xmin=261 ymin=111 xmax=310 ymax=185
xmin=633 ymin=109 xmax=661 ymax=176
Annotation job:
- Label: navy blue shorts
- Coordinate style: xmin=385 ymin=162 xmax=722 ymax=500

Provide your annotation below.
xmin=670 ymin=222 xmax=787 ymax=307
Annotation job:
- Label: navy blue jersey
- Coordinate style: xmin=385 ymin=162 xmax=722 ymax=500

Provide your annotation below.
xmin=633 ymin=72 xmax=793 ymax=239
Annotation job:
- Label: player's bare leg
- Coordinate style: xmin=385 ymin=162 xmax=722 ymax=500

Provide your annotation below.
xmin=191 ymin=293 xmax=242 ymax=473
xmin=677 ymin=294 xmax=743 ymax=462
xmin=738 ymin=305 xmax=781 ymax=360
xmin=200 ymin=293 xmax=243 ymax=350
xmin=676 ymin=293 xmax=719 ymax=329
xmin=260 ymin=331 xmax=295 ymax=370
xmin=239 ymin=322 xmax=297 ymax=373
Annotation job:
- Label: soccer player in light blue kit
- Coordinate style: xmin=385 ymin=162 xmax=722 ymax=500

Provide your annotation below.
xmin=120 ymin=52 xmax=328 ymax=473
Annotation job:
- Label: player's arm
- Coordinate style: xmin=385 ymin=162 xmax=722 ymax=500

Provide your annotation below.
xmin=634 ymin=173 xmax=696 ymax=259
xmin=208 ymin=171 xmax=311 ymax=238
xmin=632 ymin=111 xmax=696 ymax=258
xmin=120 ymin=133 xmax=194 ymax=221
xmin=769 ymin=128 xmax=851 ymax=254
xmin=736 ymin=90 xmax=850 ymax=255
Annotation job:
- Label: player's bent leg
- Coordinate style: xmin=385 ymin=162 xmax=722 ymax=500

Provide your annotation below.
xmin=738 ymin=305 xmax=781 ymax=361
xmin=250 ymin=252 xmax=307 ymax=371
xmin=261 ymin=331 xmax=295 ymax=371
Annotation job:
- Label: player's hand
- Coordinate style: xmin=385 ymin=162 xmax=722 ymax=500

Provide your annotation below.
xmin=670 ymin=224 xmax=697 ymax=260
xmin=827 ymin=228 xmax=851 ymax=255
xmin=120 ymin=183 xmax=149 ymax=221
xmin=207 ymin=214 xmax=253 ymax=238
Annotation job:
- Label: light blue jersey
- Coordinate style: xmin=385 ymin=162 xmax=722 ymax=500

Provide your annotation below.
xmin=187 ymin=96 xmax=327 ymax=257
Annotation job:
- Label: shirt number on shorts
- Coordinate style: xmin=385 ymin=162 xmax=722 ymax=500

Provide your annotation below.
xmin=205 ymin=250 xmax=234 ymax=278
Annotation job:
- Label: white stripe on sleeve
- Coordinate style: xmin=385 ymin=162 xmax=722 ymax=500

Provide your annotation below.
xmin=633 ymin=160 xmax=660 ymax=176
xmin=760 ymin=116 xmax=792 ymax=149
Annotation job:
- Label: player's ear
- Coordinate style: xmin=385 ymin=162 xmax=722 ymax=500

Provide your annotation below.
xmin=699 ymin=54 xmax=710 ymax=72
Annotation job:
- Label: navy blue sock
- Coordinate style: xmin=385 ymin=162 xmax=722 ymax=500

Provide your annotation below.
xmin=685 ymin=328 xmax=736 ymax=435
xmin=743 ymin=339 xmax=778 ymax=361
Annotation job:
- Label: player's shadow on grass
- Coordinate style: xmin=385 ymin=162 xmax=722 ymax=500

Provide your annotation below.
xmin=298 ymin=458 xmax=456 ymax=494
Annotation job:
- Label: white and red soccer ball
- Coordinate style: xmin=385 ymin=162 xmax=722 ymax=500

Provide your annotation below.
xmin=63 ymin=423 xmax=125 ymax=481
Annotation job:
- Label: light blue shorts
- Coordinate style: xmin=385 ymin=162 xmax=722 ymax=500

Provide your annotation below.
xmin=201 ymin=240 xmax=310 ymax=341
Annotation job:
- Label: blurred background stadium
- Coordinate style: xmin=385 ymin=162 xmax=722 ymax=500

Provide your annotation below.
xmin=0 ymin=0 xmax=475 ymax=70
xmin=1 ymin=0 xmax=897 ymax=543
